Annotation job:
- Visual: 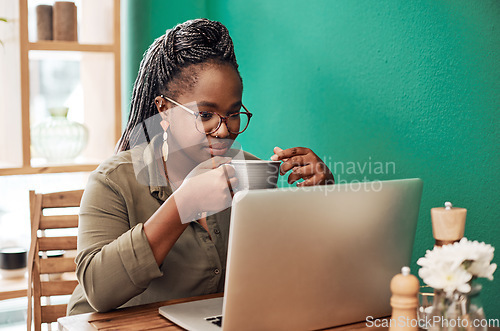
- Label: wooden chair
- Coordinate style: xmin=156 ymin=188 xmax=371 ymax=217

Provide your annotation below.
xmin=27 ymin=190 xmax=83 ymax=331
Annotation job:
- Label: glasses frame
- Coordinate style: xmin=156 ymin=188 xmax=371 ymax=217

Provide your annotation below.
xmin=160 ymin=95 xmax=253 ymax=134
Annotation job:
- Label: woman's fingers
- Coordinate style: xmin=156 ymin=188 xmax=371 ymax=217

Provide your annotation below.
xmin=280 ymin=155 xmax=309 ymax=175
xmin=202 ymin=156 xmax=231 ymax=169
xmin=219 ymin=163 xmax=236 ymax=177
xmin=287 ymin=164 xmax=315 ymax=184
xmin=272 ymin=147 xmax=314 ymax=175
xmin=218 ymin=164 xmax=237 ymax=195
xmin=271 ymin=146 xmax=335 ymax=186
xmin=272 ymin=146 xmax=283 ymax=156
xmin=186 ymin=156 xmax=232 ymax=180
xmin=229 ymin=177 xmax=239 ymax=191
xmin=297 ymin=174 xmax=324 ymax=187
xmin=271 ymin=147 xmax=311 ymax=162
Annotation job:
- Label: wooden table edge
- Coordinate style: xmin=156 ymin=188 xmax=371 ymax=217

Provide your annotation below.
xmin=58 ymin=293 xmax=500 ymax=331
xmin=57 ymin=292 xmax=390 ymax=330
xmin=0 ymin=274 xmax=28 ymax=300
xmin=57 ymin=293 xmax=223 ymax=331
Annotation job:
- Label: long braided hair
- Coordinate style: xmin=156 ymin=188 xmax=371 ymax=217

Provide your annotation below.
xmin=116 ymin=18 xmax=240 ymax=152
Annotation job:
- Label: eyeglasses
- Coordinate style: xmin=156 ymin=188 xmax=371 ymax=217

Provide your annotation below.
xmin=160 ymin=95 xmax=253 ymax=134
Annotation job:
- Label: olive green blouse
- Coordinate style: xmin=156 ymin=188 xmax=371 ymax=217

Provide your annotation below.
xmin=67 ymin=140 xmax=257 ymax=315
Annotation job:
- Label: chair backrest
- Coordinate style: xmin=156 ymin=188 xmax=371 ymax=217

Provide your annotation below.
xmin=27 ymin=189 xmax=83 ymax=331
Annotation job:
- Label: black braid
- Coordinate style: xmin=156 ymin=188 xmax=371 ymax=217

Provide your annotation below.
xmin=116 ymin=19 xmax=240 ymax=152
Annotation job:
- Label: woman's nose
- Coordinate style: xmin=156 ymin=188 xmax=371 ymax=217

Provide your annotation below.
xmin=212 ymin=120 xmax=230 ymax=138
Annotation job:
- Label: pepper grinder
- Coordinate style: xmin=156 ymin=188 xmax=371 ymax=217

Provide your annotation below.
xmin=389 ymin=266 xmax=419 ymax=331
xmin=431 ymin=201 xmax=466 ymax=246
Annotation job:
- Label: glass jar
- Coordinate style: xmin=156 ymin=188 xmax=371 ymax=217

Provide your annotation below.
xmin=428 ymin=284 xmax=487 ymax=331
xmin=31 ymin=107 xmax=88 ymax=163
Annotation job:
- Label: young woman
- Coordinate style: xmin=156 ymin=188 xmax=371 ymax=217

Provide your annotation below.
xmin=68 ymin=18 xmax=334 ymax=315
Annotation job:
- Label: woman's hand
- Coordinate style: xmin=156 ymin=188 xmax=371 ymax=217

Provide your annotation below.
xmin=174 ymin=156 xmax=238 ymax=223
xmin=271 ymin=146 xmax=334 ymax=187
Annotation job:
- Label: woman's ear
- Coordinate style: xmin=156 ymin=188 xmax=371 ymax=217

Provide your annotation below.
xmin=154 ymin=96 xmax=169 ymax=121
xmin=154 ymin=96 xmax=166 ymax=113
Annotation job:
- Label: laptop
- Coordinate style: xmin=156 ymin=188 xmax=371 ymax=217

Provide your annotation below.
xmin=159 ymin=178 xmax=423 ymax=330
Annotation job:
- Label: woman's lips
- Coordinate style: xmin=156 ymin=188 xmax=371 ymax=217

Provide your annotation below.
xmin=205 ymin=142 xmax=230 ymax=156
xmin=206 ymin=145 xmax=229 ymax=156
xmin=205 ymin=138 xmax=233 ymax=156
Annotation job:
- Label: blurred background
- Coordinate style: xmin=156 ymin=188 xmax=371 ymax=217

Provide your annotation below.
xmin=0 ymin=0 xmax=498 ymax=325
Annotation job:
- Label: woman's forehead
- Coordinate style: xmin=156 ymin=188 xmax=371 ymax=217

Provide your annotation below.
xmin=179 ymin=65 xmax=242 ymax=103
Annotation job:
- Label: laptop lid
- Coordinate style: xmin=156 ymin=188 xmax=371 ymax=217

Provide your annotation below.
xmin=221 ymin=178 xmax=423 ymax=330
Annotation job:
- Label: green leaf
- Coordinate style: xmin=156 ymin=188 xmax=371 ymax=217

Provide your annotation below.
xmin=0 ymin=18 xmax=6 ymax=47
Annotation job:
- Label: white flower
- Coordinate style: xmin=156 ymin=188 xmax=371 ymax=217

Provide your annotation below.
xmin=417 ymin=248 xmax=472 ymax=295
xmin=417 ymin=237 xmax=496 ymax=294
xmin=452 ymin=238 xmax=494 ymax=262
xmin=469 ymin=260 xmax=497 ymax=280
xmin=450 ymin=238 xmax=497 ymax=279
xmin=418 ymin=260 xmax=472 ymax=296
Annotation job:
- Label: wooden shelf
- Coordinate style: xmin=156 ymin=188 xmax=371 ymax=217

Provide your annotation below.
xmin=0 ymin=0 xmax=122 ymax=177
xmin=0 ymin=164 xmax=99 ymax=176
xmin=29 ymin=41 xmax=114 ymax=52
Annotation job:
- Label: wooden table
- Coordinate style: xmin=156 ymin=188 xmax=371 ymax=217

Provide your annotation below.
xmin=58 ymin=294 xmax=500 ymax=331
xmin=0 ymin=271 xmax=78 ymax=302
xmin=57 ymin=293 xmax=388 ymax=330
xmin=0 ymin=274 xmax=28 ymax=301
xmin=0 ymin=251 xmax=78 ymax=301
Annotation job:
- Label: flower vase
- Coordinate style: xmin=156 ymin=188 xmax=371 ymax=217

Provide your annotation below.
xmin=31 ymin=107 xmax=88 ymax=163
xmin=428 ymin=285 xmax=487 ymax=331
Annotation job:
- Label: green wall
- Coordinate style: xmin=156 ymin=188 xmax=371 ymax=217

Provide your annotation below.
xmin=121 ymin=0 xmax=207 ymax=128
xmin=124 ymin=0 xmax=500 ymax=316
